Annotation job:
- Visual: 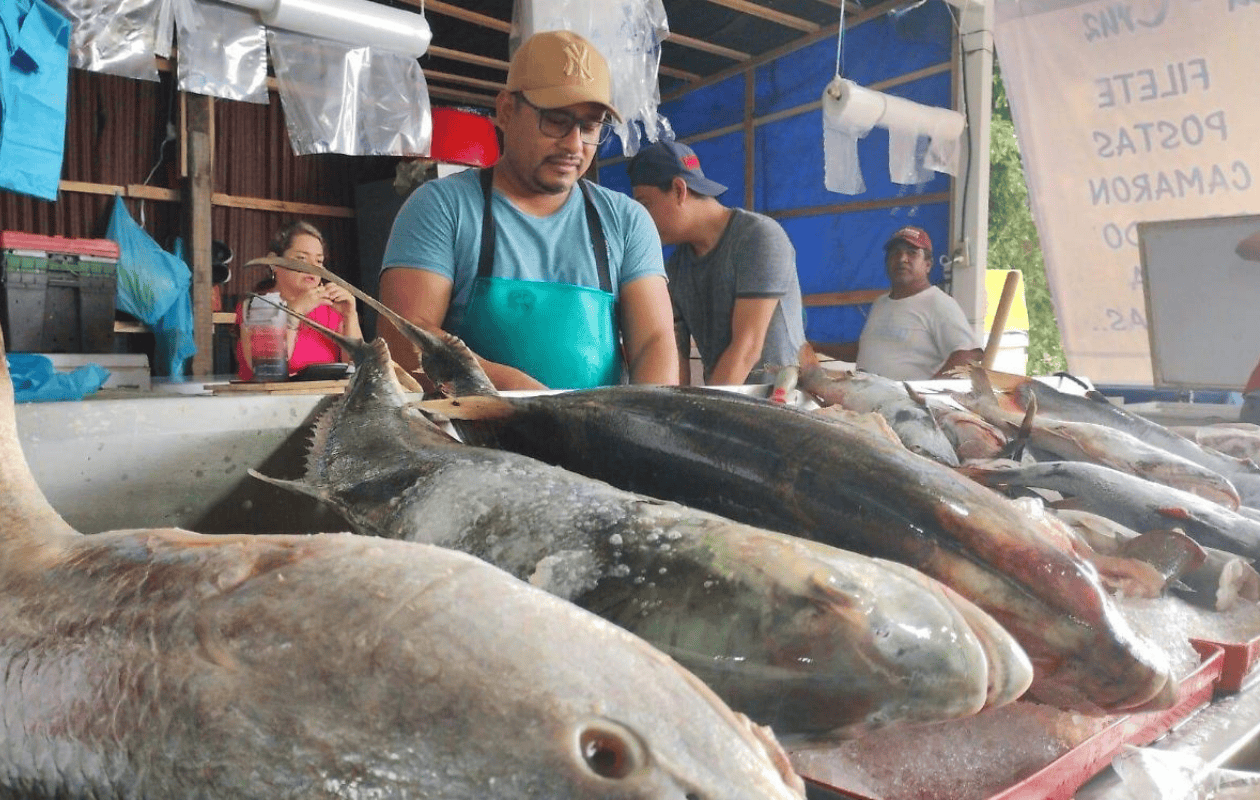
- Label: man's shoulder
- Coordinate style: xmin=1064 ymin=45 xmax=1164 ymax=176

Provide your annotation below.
xmin=729 ymin=208 xmax=792 ymax=247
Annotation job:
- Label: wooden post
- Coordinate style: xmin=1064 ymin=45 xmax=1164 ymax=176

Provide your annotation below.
xmin=183 ymin=92 xmax=215 ymax=377
xmin=981 ymin=270 xmax=1020 ymax=370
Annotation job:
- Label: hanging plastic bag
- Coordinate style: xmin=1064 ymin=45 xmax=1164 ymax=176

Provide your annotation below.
xmin=105 ymin=196 xmax=196 ymax=377
xmin=7 ymin=352 xmax=108 ymax=402
xmin=510 ymin=0 xmax=673 ymax=157
xmin=0 ymin=0 xmax=71 ymax=200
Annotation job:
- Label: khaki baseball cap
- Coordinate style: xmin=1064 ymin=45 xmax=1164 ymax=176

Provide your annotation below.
xmin=506 ymin=30 xmax=622 ymax=122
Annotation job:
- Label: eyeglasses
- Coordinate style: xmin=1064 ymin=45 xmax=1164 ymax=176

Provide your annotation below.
xmin=516 ymin=94 xmax=614 ymax=146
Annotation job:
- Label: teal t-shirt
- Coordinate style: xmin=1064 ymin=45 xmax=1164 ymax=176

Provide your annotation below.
xmin=381 ymin=168 xmax=665 ymax=332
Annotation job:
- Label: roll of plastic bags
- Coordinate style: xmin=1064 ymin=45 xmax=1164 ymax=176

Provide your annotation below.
xmin=821 ymin=75 xmax=966 ymax=193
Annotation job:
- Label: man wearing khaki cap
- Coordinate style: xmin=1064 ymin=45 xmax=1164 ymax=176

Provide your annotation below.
xmin=379 ymin=30 xmax=678 ymax=390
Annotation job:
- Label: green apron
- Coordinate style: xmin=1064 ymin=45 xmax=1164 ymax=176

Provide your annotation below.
xmin=456 ymin=169 xmax=623 ymax=389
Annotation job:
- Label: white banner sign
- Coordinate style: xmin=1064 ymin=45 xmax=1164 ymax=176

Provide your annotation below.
xmin=994 ymin=0 xmax=1260 ymax=384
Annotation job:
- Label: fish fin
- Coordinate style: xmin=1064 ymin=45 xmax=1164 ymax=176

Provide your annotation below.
xmin=979 ymin=367 xmax=1029 ymax=392
xmin=417 ymin=396 xmax=517 ymax=421
xmin=903 ymin=382 xmax=929 ymax=408
xmin=1155 ymin=506 xmax=1194 ymax=522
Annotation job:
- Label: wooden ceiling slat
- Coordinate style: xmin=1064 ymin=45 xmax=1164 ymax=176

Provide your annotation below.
xmin=428 ymin=45 xmax=510 ymax=72
xmin=423 ymin=69 xmax=505 ymax=93
xmin=428 ymin=85 xmax=500 ymax=107
xmin=414 ymin=0 xmax=513 ymax=33
xmin=659 ymin=64 xmax=702 ymax=82
xmin=700 ymin=0 xmax=820 ymax=32
xmin=665 ymin=31 xmax=750 ymax=62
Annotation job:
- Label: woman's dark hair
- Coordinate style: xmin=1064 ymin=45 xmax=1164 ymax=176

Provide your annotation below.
xmin=252 ymin=220 xmax=326 ymax=293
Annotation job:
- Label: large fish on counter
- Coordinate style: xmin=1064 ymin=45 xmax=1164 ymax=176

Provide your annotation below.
xmin=959 ymin=459 xmax=1260 ymax=565
xmin=0 ymin=336 xmax=806 ymax=798
xmin=982 ymin=369 xmax=1260 ymax=507
xmin=252 ymin=324 xmax=1033 ymax=739
xmin=795 ymin=356 xmax=960 ymax=466
xmin=267 ymin=256 xmax=1176 ymax=718
xmin=955 ymin=368 xmax=1243 ymax=510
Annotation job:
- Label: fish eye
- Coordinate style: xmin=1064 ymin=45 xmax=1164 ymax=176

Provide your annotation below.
xmin=578 ymin=722 xmax=640 ymax=780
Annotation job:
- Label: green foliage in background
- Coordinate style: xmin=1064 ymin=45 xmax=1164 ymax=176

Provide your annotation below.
xmin=988 ymin=61 xmax=1067 ymax=375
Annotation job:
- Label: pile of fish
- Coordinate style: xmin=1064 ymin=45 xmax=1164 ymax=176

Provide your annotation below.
xmin=271 ymin=260 xmax=1175 ymax=724
xmin=798 ymin=359 xmax=1260 ymax=612
xmin=252 ymin=315 xmax=1034 ymax=739
xmin=0 ymin=327 xmax=807 ymax=798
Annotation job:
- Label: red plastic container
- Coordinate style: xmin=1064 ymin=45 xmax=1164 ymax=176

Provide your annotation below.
xmin=1191 ymin=634 xmax=1260 ymax=693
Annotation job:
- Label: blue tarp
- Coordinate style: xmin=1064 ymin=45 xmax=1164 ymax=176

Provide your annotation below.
xmin=599 ymin=1 xmax=957 ymax=346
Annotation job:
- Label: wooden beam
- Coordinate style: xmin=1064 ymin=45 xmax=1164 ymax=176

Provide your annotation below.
xmin=184 ymin=92 xmax=215 ymax=377
xmin=410 ymin=0 xmax=512 ymax=33
xmin=210 ymin=194 xmax=356 ymax=219
xmin=700 ymin=0 xmax=820 ymax=33
xmin=802 ymin=289 xmax=886 ymax=307
xmin=423 ymin=69 xmax=505 ymax=93
xmin=659 ymin=64 xmax=702 ymax=82
xmin=664 ymin=32 xmax=749 ymax=62
xmin=769 ymin=191 xmax=951 ymax=220
xmin=427 ymin=45 xmax=510 ymax=73
xmin=427 ymin=84 xmax=499 ymax=108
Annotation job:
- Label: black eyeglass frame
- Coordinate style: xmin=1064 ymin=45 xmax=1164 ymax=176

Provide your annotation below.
xmin=515 ymin=93 xmax=615 ymax=146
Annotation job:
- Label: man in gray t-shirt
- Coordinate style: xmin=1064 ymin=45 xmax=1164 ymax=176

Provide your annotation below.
xmin=628 ymin=140 xmax=806 ymax=385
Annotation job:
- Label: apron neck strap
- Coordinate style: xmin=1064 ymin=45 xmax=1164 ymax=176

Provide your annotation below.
xmin=477 ymin=168 xmax=613 ymax=294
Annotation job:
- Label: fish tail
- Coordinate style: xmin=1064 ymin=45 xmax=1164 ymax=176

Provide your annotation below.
xmin=0 ymin=329 xmax=80 ymax=548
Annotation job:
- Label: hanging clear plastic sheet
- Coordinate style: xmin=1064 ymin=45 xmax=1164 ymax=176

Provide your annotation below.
xmin=268 ymin=29 xmax=431 ymax=156
xmin=45 ymin=0 xmax=163 ymax=81
xmin=175 ymin=0 xmax=267 ymax=104
xmin=511 ymin=0 xmax=673 ymax=157
xmin=0 ymin=0 xmax=70 ymax=200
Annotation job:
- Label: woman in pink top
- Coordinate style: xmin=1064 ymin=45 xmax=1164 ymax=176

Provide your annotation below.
xmin=235 ymin=221 xmax=362 ymax=381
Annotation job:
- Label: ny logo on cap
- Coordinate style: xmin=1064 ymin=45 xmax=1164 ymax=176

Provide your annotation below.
xmin=563 ymin=42 xmax=592 ymax=82
xmin=682 ymin=154 xmax=701 ymax=170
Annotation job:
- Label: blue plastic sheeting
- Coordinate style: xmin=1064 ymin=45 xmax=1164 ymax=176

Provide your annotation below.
xmin=755 ymin=5 xmax=953 ymax=117
xmin=596 ymin=0 xmax=957 ymax=349
xmin=785 ymin=203 xmax=951 ymax=344
xmin=7 ymin=353 xmax=108 ymax=403
xmin=662 ymin=73 xmax=746 ymax=139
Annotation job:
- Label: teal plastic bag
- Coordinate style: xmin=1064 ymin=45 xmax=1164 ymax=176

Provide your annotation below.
xmin=0 ymin=0 xmax=70 ymax=200
xmin=7 ymin=352 xmax=108 ymax=402
xmin=106 ymin=196 xmax=196 ymax=377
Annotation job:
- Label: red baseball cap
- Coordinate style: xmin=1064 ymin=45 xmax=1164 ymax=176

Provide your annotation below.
xmin=884 ymin=226 xmax=932 ymax=252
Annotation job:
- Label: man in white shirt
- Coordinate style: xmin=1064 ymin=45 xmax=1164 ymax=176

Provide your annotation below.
xmin=820 ymin=226 xmax=982 ymax=380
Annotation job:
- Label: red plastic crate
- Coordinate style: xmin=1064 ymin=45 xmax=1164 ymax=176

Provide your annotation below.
xmin=1190 ymin=634 xmax=1260 ymax=693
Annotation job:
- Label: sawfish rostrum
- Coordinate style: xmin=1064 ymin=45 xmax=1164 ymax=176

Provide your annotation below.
xmin=255 ymin=330 xmax=1032 ymax=739
xmin=0 ymin=338 xmax=805 ymax=798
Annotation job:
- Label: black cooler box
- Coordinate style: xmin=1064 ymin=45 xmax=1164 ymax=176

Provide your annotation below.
xmin=0 ymin=231 xmax=119 ymax=353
